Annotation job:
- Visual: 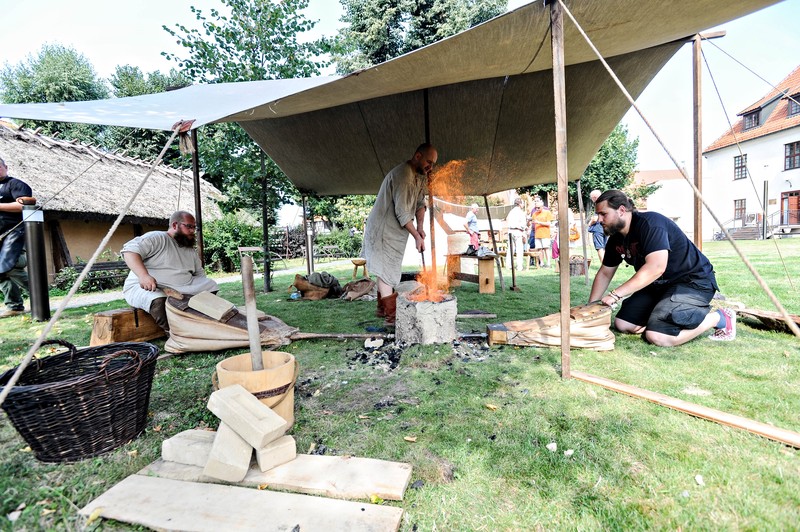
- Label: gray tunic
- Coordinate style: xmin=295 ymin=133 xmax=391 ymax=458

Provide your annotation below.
xmin=363 ymin=162 xmax=427 ymax=287
xmin=122 ymin=231 xmax=218 ymax=311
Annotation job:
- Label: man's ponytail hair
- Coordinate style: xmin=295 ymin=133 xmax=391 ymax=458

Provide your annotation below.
xmin=596 ymin=189 xmax=636 ymax=212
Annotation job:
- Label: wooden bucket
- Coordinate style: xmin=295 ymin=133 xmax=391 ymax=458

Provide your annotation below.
xmin=214 ymin=351 xmax=298 ymax=427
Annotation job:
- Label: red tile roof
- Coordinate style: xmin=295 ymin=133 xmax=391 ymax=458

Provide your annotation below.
xmin=704 ymin=64 xmax=800 ymax=154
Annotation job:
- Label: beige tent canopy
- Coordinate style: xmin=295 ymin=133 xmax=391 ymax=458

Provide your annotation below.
xmin=0 ymin=0 xmax=779 ymax=196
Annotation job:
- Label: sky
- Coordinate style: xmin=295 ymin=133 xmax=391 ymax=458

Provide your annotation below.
xmin=1 ymin=0 xmax=798 ymax=178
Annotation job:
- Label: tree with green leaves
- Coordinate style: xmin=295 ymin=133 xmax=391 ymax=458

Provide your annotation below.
xmin=331 ymin=0 xmax=507 ymax=75
xmin=0 ymin=44 xmax=108 ymax=144
xmin=162 ymin=0 xmax=328 ymax=220
xmin=521 ymin=124 xmax=652 ymax=210
xmin=104 ymin=66 xmax=191 ymax=164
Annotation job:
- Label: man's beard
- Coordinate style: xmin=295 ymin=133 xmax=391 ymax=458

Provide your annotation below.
xmin=603 ymin=218 xmax=625 ymax=236
xmin=174 ymin=233 xmax=196 ymax=248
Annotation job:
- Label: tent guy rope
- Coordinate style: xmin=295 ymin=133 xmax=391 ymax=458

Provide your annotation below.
xmin=0 ymin=122 xmax=187 ymax=408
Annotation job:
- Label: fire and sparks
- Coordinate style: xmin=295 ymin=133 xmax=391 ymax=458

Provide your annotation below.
xmin=410 ymin=268 xmax=448 ymax=303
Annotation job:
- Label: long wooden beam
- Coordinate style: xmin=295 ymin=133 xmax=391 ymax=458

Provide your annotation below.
xmin=572 ymin=371 xmax=800 ymax=448
xmin=550 ymin=0 xmax=571 ymax=379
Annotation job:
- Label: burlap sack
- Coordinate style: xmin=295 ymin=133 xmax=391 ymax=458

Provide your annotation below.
xmin=496 ymin=303 xmax=615 ymax=351
xmin=291 ymin=274 xmax=330 ymax=300
xmin=164 ymin=294 xmax=298 ymax=354
xmin=340 ymin=278 xmax=376 ymax=301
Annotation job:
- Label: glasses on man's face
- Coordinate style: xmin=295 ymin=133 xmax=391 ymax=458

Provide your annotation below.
xmin=180 ymin=222 xmax=197 ymax=231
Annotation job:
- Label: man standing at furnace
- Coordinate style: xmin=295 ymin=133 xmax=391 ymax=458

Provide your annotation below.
xmin=363 ymin=143 xmax=438 ymax=326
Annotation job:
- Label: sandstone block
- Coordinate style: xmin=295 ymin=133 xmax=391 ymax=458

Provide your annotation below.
xmin=161 ymin=429 xmax=215 ymax=467
xmin=208 ymin=384 xmax=288 ymax=448
xmin=202 ymin=422 xmax=253 ymax=482
xmin=255 ymin=435 xmax=297 ymax=472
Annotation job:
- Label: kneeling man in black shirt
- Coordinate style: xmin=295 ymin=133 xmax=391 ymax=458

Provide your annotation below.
xmin=588 ymin=190 xmax=735 ymax=346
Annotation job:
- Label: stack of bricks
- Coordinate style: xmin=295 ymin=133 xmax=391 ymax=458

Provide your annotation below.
xmin=161 ymin=384 xmax=297 ymax=482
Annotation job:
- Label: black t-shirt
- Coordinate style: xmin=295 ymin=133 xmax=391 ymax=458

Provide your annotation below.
xmin=0 ymin=176 xmax=33 ymax=224
xmin=602 ymin=211 xmax=714 ymax=285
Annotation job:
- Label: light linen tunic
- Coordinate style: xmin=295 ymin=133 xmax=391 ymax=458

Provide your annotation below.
xmin=362 ymin=162 xmax=427 ymax=287
xmin=122 ymin=231 xmax=218 ymax=311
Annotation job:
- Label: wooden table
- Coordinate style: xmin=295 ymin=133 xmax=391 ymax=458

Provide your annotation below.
xmin=445 ymin=254 xmax=495 ymax=294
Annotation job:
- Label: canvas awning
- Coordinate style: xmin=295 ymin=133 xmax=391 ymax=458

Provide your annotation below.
xmin=0 ymin=0 xmax=779 ymax=196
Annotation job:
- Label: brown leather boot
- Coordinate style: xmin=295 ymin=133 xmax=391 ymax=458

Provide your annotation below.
xmin=376 ymin=294 xmax=386 ymax=318
xmin=383 ymin=292 xmax=398 ymax=326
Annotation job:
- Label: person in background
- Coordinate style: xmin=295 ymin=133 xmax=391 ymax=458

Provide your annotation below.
xmin=0 ymin=156 xmax=32 ymax=318
xmin=588 ymin=189 xmax=735 ymax=346
xmin=529 ymin=197 xmax=554 ymax=268
xmin=505 ymin=197 xmax=527 ymax=271
xmin=587 ymin=189 xmax=607 ymax=262
xmin=362 ymin=143 xmax=437 ymax=326
xmin=464 ymin=203 xmax=480 ymax=255
xmin=122 ymin=210 xmax=218 ymax=332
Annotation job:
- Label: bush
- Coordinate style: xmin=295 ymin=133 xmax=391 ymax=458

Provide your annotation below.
xmin=202 ymin=213 xmax=264 ymax=272
xmin=316 ymin=230 xmax=363 ymax=257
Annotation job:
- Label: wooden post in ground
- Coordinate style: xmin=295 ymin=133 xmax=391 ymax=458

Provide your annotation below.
xmin=483 ymin=195 xmax=505 ymax=291
xmin=576 ymin=180 xmax=590 ymax=285
xmin=550 ymin=0 xmax=571 ymax=379
xmin=190 ymin=129 xmax=205 ymax=266
xmin=692 ymin=34 xmax=703 ymax=250
xmin=424 ymin=89 xmax=437 ymax=276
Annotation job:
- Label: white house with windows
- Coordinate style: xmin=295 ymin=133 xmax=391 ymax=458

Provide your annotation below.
xmin=702 ymin=64 xmax=800 ymax=239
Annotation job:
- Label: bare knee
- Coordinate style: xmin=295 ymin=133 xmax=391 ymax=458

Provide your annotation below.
xmin=644 ymin=330 xmax=679 ymax=347
xmin=614 ymin=318 xmax=645 ymax=335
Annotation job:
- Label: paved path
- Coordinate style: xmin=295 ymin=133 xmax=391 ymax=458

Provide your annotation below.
xmin=49 ymin=259 xmax=353 ymax=310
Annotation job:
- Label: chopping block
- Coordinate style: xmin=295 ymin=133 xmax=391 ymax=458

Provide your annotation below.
xmin=90 ymin=307 xmax=166 ymax=346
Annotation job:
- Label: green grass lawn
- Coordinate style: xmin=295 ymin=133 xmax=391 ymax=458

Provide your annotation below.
xmin=1 ymin=239 xmax=798 ymax=530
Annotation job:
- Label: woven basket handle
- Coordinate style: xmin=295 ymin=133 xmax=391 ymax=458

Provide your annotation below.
xmin=38 ymin=339 xmax=78 ymax=363
xmin=98 ymin=349 xmax=143 ymax=375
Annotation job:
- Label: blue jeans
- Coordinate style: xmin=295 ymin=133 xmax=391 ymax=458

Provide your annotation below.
xmin=0 ymin=222 xmax=27 ymax=310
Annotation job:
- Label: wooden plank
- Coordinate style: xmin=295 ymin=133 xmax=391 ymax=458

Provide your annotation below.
xmin=572 ymin=371 xmax=800 ymax=448
xmin=140 ymin=453 xmax=413 ymax=501
xmin=90 ymin=307 xmax=165 ymax=346
xmin=478 ymin=257 xmax=495 ymax=294
xmin=452 ymin=272 xmax=479 ymax=284
xmin=80 ymin=475 xmax=403 ymax=532
xmin=738 ymin=307 xmax=800 ymax=335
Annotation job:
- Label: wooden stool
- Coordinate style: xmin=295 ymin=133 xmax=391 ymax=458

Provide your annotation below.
xmin=351 ymin=258 xmax=368 ymax=279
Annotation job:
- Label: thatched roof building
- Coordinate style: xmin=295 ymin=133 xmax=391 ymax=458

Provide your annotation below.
xmin=0 ymin=121 xmax=223 ymax=224
xmin=0 ymin=121 xmax=225 ymax=278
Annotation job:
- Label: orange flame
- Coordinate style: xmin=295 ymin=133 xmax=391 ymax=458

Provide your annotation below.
xmin=409 ymin=268 xmax=447 ymax=303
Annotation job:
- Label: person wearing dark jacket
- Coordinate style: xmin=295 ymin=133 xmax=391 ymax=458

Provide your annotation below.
xmin=588 ymin=190 xmax=736 ymax=346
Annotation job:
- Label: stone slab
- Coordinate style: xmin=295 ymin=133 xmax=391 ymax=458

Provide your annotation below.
xmin=140 ymin=453 xmax=412 ymax=501
xmin=80 ymin=474 xmax=403 ymax=531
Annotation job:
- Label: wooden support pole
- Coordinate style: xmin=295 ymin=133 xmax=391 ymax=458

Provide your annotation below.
xmin=572 ymin=371 xmax=800 ymax=448
xmin=424 ymin=89 xmax=437 ymax=275
xmin=190 ymin=129 xmax=205 ymax=265
xmin=483 ymin=195 xmax=505 ymax=291
xmin=576 ymin=180 xmax=590 ymax=285
xmin=692 ymin=34 xmax=703 ymax=250
xmin=550 ymin=0 xmax=571 ymax=379
xmin=261 ymin=152 xmax=271 ymax=292
xmin=302 ymin=195 xmax=313 ymax=276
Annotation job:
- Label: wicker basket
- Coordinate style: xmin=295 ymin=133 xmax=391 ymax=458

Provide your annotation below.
xmin=0 ymin=340 xmax=159 ymax=463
